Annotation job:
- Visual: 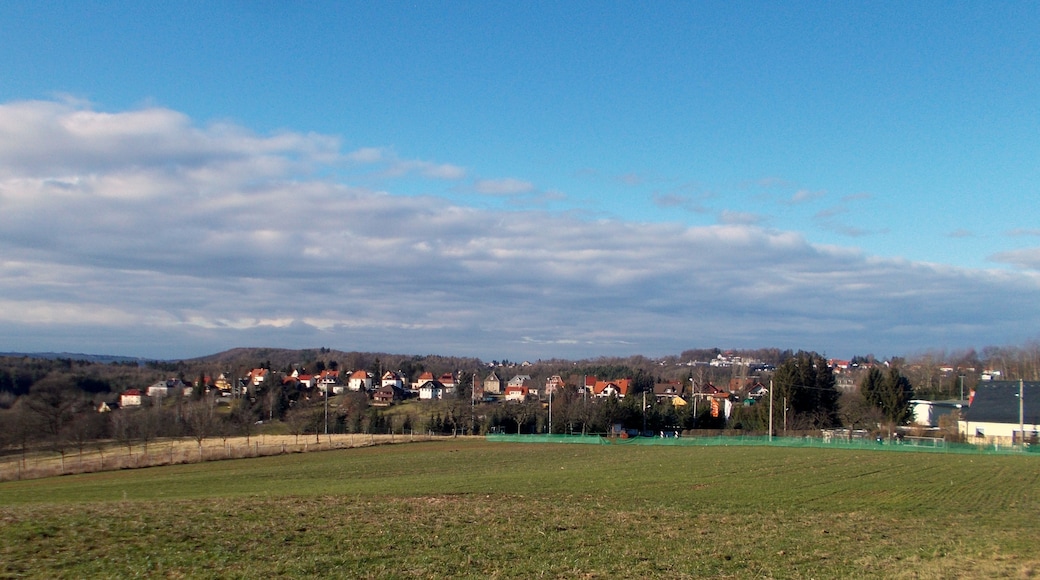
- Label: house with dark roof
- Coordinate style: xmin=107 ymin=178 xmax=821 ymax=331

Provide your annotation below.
xmin=372 ymin=384 xmax=405 ymax=406
xmin=418 ymin=380 xmax=446 ymax=400
xmin=959 ymin=381 xmax=1040 ymax=445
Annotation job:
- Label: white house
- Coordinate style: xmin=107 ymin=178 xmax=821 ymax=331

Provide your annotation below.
xmin=146 ymin=381 xmax=169 ymax=398
xmin=318 ymin=369 xmax=342 ymax=393
xmin=504 ymin=385 xmax=530 ymax=402
xmin=910 ymin=399 xmax=966 ymax=428
xmin=347 ymin=370 xmax=373 ymax=391
xmin=418 ymin=381 xmax=444 ymax=400
xmin=381 ymin=371 xmax=404 ymax=389
xmin=120 ymin=389 xmax=143 ymax=408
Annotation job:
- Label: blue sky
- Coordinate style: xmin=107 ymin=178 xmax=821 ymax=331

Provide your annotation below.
xmin=1 ymin=2 xmax=1038 ymax=360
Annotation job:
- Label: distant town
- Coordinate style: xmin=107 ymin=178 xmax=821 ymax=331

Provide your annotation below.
xmin=1 ymin=344 xmax=1039 ymax=472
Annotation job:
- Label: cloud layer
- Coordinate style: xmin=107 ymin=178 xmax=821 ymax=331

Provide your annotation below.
xmin=1 ymin=100 xmax=1038 ymax=359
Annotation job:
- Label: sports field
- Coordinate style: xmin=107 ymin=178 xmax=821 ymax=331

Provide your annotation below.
xmin=1 ymin=439 xmax=1037 ymax=578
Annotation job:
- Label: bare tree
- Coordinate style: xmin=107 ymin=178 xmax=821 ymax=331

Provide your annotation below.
xmin=26 ymin=374 xmax=83 ymax=442
xmin=184 ymin=400 xmax=216 ymax=461
xmin=134 ymin=404 xmax=164 ymax=455
xmin=442 ymin=397 xmax=468 ymax=437
xmin=0 ymin=402 xmax=40 ymax=476
xmin=110 ymin=410 xmax=137 ymax=458
xmin=66 ymin=412 xmax=105 ymax=467
xmin=509 ymin=399 xmax=539 ymax=434
xmin=284 ymin=405 xmax=314 ymax=444
xmin=837 ymin=390 xmax=884 ymax=432
xmin=231 ymin=398 xmax=259 ymax=444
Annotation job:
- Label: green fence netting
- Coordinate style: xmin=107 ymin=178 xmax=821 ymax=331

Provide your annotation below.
xmin=485 ymin=433 xmax=1040 ymax=456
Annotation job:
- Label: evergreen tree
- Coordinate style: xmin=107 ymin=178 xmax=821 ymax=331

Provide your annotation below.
xmin=772 ymin=351 xmax=840 ymax=429
xmin=861 ymin=367 xmax=913 ymax=425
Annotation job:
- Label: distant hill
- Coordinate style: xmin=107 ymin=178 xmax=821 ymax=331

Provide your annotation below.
xmin=184 ymin=347 xmax=486 ymax=376
xmin=0 ymin=352 xmax=149 ymax=365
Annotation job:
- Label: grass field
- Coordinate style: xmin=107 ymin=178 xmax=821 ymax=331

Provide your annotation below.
xmin=1 ymin=439 xmax=1038 ymax=578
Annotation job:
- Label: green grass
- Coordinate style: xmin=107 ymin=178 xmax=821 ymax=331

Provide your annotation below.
xmin=1 ymin=440 xmax=1038 ymax=578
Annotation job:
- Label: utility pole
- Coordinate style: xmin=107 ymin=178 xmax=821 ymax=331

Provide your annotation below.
xmin=768 ymin=379 xmax=773 ymax=442
xmin=690 ymin=377 xmax=698 ymax=421
xmin=324 ymin=383 xmax=329 ymax=436
xmin=548 ymin=385 xmax=553 ymax=435
xmin=1019 ymin=378 xmax=1025 ymax=446
xmin=642 ymin=390 xmax=647 ymax=435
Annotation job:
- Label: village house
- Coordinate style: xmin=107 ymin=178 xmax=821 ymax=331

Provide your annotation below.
xmin=653 ymin=380 xmax=685 ymax=404
xmin=418 ymin=380 xmax=445 ymax=400
xmin=911 ymin=398 xmax=966 ymax=428
xmin=746 ymin=383 xmax=768 ymax=401
xmin=214 ymin=373 xmax=234 ymax=391
xmin=372 ymin=384 xmax=404 ymax=406
xmin=959 ymin=381 xmax=1039 ymax=445
xmin=381 ymin=370 xmax=405 ymax=389
xmin=504 ymin=385 xmax=530 ymax=402
xmin=347 ymin=370 xmax=372 ymax=391
xmin=507 ymin=374 xmax=532 ymax=391
xmin=592 ymin=378 xmax=632 ymax=398
xmin=439 ymin=372 xmax=457 ymax=392
xmin=544 ymin=375 xmax=565 ymax=395
xmin=412 ymin=371 xmax=435 ymax=393
xmin=483 ymin=371 xmax=504 ymax=395
xmin=290 ymin=369 xmax=317 ymax=389
xmin=247 ymin=368 xmax=271 ymax=388
xmin=319 ymin=369 xmax=343 ymax=393
xmin=120 ymin=388 xmax=143 ymax=408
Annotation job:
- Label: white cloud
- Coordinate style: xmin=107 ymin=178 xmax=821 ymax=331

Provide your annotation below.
xmin=719 ymin=210 xmax=763 ymax=226
xmin=473 ymin=178 xmax=535 ymax=196
xmin=991 ymin=248 xmax=1040 ymax=271
xmin=1 ymin=99 xmax=1039 ymax=359
xmin=345 ymin=147 xmax=385 ymax=164
xmin=1007 ymin=228 xmax=1040 ymax=238
xmin=788 ymin=189 xmax=826 ymax=204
